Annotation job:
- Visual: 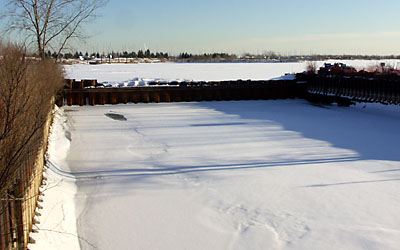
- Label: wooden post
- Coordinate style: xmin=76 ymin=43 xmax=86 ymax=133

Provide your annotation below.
xmin=214 ymin=89 xmax=222 ymax=101
xmin=14 ymin=180 xmax=25 ymax=250
xmin=109 ymin=92 xmax=118 ymax=104
xmin=2 ymin=197 xmax=12 ymax=250
xmin=131 ymin=92 xmax=140 ymax=104
xmin=66 ymin=92 xmax=73 ymax=106
xmin=183 ymin=89 xmax=192 ymax=102
xmin=0 ymin=200 xmax=6 ymax=250
xmin=121 ymin=92 xmax=128 ymax=104
xmin=141 ymin=91 xmax=150 ymax=103
xmin=161 ymin=92 xmax=171 ymax=103
xmin=172 ymin=91 xmax=182 ymax=102
xmin=151 ymin=92 xmax=160 ymax=103
xmin=194 ymin=89 xmax=202 ymax=101
xmin=100 ymin=92 xmax=107 ymax=105
xmin=88 ymin=92 xmax=96 ymax=106
xmin=78 ymin=93 xmax=85 ymax=106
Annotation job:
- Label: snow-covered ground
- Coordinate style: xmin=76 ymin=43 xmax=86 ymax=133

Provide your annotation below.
xmin=30 ymin=107 xmax=80 ymax=250
xmin=30 ymin=62 xmax=400 ymax=250
xmin=32 ymin=100 xmax=400 ymax=250
xmin=64 ymin=60 xmax=400 ymax=87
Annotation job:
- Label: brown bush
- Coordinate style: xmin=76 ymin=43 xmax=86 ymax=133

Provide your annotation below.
xmin=0 ymin=42 xmax=64 ymax=192
xmin=306 ymin=61 xmax=318 ymax=74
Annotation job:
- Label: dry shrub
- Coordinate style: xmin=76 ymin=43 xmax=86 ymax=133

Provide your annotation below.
xmin=306 ymin=61 xmax=317 ymax=74
xmin=0 ymin=42 xmax=64 ymax=192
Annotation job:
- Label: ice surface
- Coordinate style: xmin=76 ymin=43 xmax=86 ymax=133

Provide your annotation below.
xmin=32 ymin=61 xmax=400 ymax=249
xmin=35 ymin=100 xmax=400 ymax=250
xmin=64 ymin=60 xmax=400 ymax=86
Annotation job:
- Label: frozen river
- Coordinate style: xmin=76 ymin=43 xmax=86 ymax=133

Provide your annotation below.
xmin=35 ymin=99 xmax=400 ymax=250
xmin=31 ymin=61 xmax=400 ymax=250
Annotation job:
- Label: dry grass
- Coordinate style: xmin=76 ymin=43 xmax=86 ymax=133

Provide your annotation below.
xmin=0 ymin=42 xmax=64 ymax=193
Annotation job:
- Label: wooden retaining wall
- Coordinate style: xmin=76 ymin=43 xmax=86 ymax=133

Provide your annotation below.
xmin=61 ymin=79 xmax=307 ymax=106
xmin=60 ymin=75 xmax=400 ymax=107
xmin=0 ymin=105 xmax=53 ymax=250
xmin=303 ymin=74 xmax=400 ymax=105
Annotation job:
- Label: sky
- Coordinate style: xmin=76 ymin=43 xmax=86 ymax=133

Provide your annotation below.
xmin=2 ymin=0 xmax=400 ymax=55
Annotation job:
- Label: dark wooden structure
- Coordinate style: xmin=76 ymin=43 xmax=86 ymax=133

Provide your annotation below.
xmin=60 ymin=75 xmax=400 ymax=107
xmin=61 ymin=78 xmax=306 ymax=106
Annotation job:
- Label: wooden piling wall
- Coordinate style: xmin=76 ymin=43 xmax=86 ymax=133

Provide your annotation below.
xmin=303 ymin=74 xmax=400 ymax=105
xmin=62 ymin=79 xmax=305 ymax=106
xmin=0 ymin=102 xmax=53 ymax=250
xmin=60 ymin=75 xmax=400 ymax=107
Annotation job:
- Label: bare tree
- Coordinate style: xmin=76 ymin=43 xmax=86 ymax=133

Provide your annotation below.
xmin=306 ymin=61 xmax=318 ymax=74
xmin=0 ymin=41 xmax=64 ymax=191
xmin=1 ymin=0 xmax=107 ymax=59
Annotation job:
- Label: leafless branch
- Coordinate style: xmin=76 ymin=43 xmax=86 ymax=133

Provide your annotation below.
xmin=0 ymin=42 xmax=65 ymax=192
xmin=1 ymin=0 xmax=107 ymax=58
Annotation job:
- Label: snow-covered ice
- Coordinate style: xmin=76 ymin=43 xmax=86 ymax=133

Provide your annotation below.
xmin=34 ymin=99 xmax=400 ymax=250
xmin=30 ymin=61 xmax=400 ymax=249
xmin=64 ymin=60 xmax=400 ymax=87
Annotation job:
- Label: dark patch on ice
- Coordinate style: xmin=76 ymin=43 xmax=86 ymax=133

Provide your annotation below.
xmin=65 ymin=131 xmax=71 ymax=141
xmin=64 ymin=109 xmax=79 ymax=112
xmin=105 ymin=112 xmax=127 ymax=121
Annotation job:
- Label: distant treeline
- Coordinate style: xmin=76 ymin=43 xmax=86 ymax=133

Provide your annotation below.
xmin=46 ymin=49 xmax=400 ymax=62
xmin=56 ymin=49 xmax=169 ymax=60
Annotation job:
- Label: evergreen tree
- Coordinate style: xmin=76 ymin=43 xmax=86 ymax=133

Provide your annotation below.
xmin=145 ymin=49 xmax=151 ymax=58
xmin=138 ymin=50 xmax=144 ymax=58
xmin=64 ymin=52 xmax=73 ymax=59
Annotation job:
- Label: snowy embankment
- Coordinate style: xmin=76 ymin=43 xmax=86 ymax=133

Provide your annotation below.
xmin=30 ymin=107 xmax=80 ymax=250
xmin=64 ymin=60 xmax=400 ymax=87
xmin=33 ymin=99 xmax=400 ymax=250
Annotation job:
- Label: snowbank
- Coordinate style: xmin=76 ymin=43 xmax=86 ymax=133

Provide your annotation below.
xmin=29 ymin=107 xmax=80 ymax=250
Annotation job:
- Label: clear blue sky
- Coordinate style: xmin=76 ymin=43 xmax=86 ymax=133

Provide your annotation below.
xmin=2 ymin=0 xmax=400 ymax=55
